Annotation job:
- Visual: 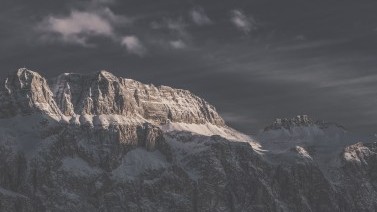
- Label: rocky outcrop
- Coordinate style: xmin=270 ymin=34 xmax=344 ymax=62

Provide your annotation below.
xmin=338 ymin=142 xmax=377 ymax=211
xmin=0 ymin=69 xmax=62 ymax=118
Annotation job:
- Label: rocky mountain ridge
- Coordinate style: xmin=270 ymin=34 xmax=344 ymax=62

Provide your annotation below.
xmin=264 ymin=115 xmax=346 ymax=131
xmin=0 ymin=68 xmax=376 ymax=212
xmin=1 ymin=68 xmax=224 ymax=126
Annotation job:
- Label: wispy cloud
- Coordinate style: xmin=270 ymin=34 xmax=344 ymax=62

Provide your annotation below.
xmin=39 ymin=11 xmax=114 ymax=45
xmin=190 ymin=7 xmax=212 ymax=26
xmin=151 ymin=17 xmax=189 ymax=38
xmin=121 ymin=36 xmax=146 ymax=56
xmin=90 ymin=0 xmax=116 ymax=5
xmin=99 ymin=7 xmax=130 ymax=25
xmin=230 ymin=9 xmax=257 ymax=34
xmin=150 ymin=17 xmax=191 ymax=50
xmin=37 ymin=0 xmax=130 ymax=47
xmin=169 ymin=40 xmax=186 ymax=49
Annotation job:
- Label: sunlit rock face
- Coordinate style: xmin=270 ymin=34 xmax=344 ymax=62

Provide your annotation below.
xmin=0 ymin=69 xmax=62 ymax=118
xmin=0 ymin=69 xmax=376 ymax=212
xmin=52 ymin=70 xmax=224 ymax=126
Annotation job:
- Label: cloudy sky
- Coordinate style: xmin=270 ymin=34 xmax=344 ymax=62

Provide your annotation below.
xmin=1 ymin=0 xmax=377 ymax=134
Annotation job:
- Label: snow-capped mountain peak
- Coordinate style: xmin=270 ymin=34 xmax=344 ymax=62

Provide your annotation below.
xmin=0 ymin=69 xmax=377 ymax=212
xmin=264 ymin=115 xmax=345 ymax=131
xmin=0 ymin=68 xmax=252 ymax=143
xmin=257 ymin=115 xmax=351 ymax=153
xmin=52 ymin=69 xmax=225 ymax=125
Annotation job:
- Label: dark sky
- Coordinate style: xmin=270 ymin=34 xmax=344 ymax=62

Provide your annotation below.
xmin=1 ymin=0 xmax=377 ymax=134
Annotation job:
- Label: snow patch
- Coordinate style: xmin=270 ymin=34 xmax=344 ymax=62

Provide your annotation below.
xmin=61 ymin=157 xmax=99 ymax=176
xmin=69 ymin=114 xmax=146 ymax=127
xmin=294 ymin=146 xmax=313 ymax=160
xmin=0 ymin=187 xmax=28 ymax=198
xmin=160 ymin=122 xmax=261 ymax=150
xmin=112 ymin=148 xmax=169 ymax=180
xmin=164 ymin=133 xmax=211 ymax=180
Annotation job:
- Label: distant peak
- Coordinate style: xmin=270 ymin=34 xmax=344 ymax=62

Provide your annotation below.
xmin=275 ymin=115 xmax=312 ymax=125
xmin=266 ymin=115 xmax=314 ymax=130
xmin=264 ymin=115 xmax=345 ymax=131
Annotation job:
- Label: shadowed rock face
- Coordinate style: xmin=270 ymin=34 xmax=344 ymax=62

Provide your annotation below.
xmin=0 ymin=69 xmax=377 ymax=212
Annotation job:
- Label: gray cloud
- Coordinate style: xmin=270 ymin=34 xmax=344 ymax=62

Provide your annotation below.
xmin=37 ymin=0 xmax=129 ymax=46
xmin=149 ymin=17 xmax=192 ymax=49
xmin=169 ymin=40 xmax=186 ymax=49
xmin=121 ymin=35 xmax=146 ymax=56
xmin=39 ymin=11 xmax=114 ymax=45
xmin=230 ymin=9 xmax=257 ymax=34
xmin=91 ymin=0 xmax=116 ymax=5
xmin=151 ymin=18 xmax=189 ymax=38
xmin=190 ymin=7 xmax=212 ymax=26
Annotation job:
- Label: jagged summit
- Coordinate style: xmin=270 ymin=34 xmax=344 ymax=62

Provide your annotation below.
xmin=15 ymin=68 xmax=41 ymax=78
xmin=266 ymin=115 xmax=313 ymax=130
xmin=50 ymin=69 xmax=225 ymax=126
xmin=258 ymin=114 xmax=351 ymax=155
xmin=0 ymin=69 xmax=234 ymax=136
xmin=55 ymin=70 xmax=118 ymax=83
xmin=0 ymin=68 xmax=254 ymax=144
xmin=0 ymin=68 xmax=62 ymax=118
xmin=264 ymin=115 xmax=346 ymax=131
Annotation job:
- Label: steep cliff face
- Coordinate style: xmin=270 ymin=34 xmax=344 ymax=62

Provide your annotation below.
xmin=339 ymin=142 xmax=377 ymax=211
xmin=0 ymin=69 xmax=62 ymax=119
xmin=52 ymin=70 xmax=224 ymax=126
xmin=0 ymin=69 xmax=377 ymax=212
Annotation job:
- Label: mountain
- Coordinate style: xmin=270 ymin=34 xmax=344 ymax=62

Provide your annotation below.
xmin=0 ymin=68 xmax=376 ymax=212
xmin=52 ymin=70 xmax=224 ymax=125
xmin=258 ymin=115 xmax=350 ymax=151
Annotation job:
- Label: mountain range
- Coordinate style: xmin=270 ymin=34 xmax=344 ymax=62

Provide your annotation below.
xmin=0 ymin=68 xmax=376 ymax=212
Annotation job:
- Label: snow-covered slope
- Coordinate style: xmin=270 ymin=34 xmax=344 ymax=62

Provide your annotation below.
xmin=0 ymin=69 xmax=377 ymax=212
